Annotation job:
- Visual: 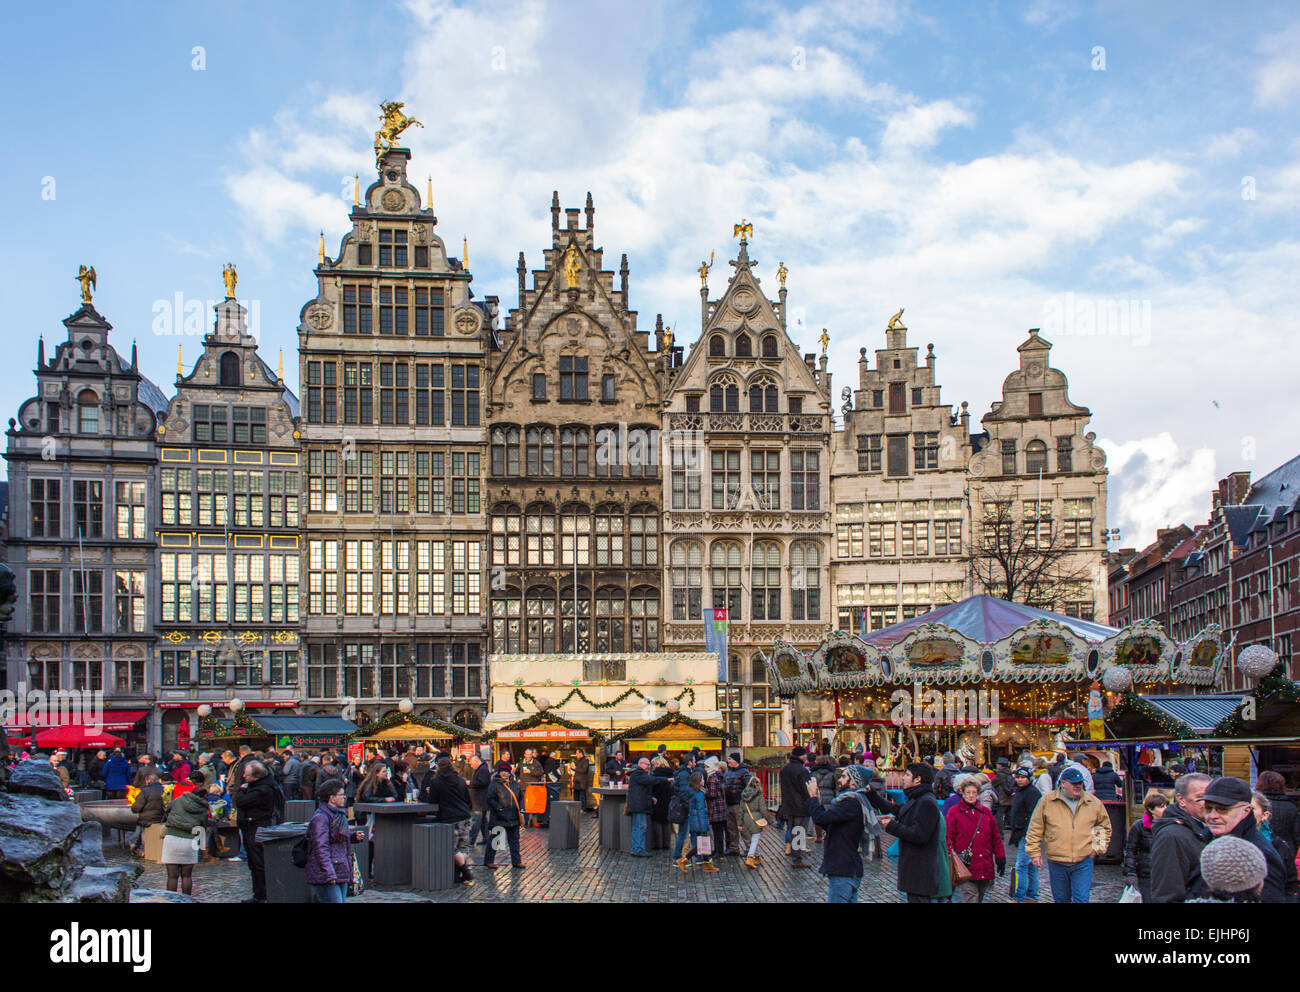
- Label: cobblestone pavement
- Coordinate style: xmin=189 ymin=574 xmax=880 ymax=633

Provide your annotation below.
xmin=109 ymin=819 xmax=1125 ymax=904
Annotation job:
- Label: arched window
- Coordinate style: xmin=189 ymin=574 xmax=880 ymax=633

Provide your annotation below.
xmin=561 ymin=427 xmax=589 ymax=477
xmin=491 ymin=585 xmax=521 ymax=651
xmin=524 ymin=503 xmax=556 ymax=565
xmin=709 ymin=374 xmax=739 ymax=413
xmin=420 ymin=709 xmax=447 ymax=721
xmin=594 ymin=504 xmax=624 ymax=566
xmin=709 ymin=334 xmax=726 ymax=357
xmin=219 ymin=351 xmax=241 ymax=387
xmin=594 ymin=426 xmax=622 ymax=478
xmin=1026 ymin=439 xmax=1048 ymax=475
xmin=560 ymin=505 xmax=591 ymax=566
xmin=752 ymin=541 xmax=782 ymax=620
xmin=671 ymin=541 xmax=702 ymax=620
xmin=595 ymin=586 xmax=626 ymax=652
xmin=524 ymin=585 xmax=557 ymax=653
xmin=491 ymin=503 xmax=521 ymax=566
xmin=630 ymin=586 xmax=660 ymax=651
xmin=791 ymin=542 xmax=821 ymax=620
xmin=491 ymin=426 xmax=521 ymax=477
xmin=749 ymin=374 xmax=778 ymax=413
xmin=627 ymin=427 xmax=653 ymax=477
xmin=453 ymin=709 xmax=482 ymax=731
xmin=735 ymin=333 xmax=752 ymax=357
xmin=77 ymin=390 xmax=100 ymax=434
xmin=762 ymin=335 xmax=778 ymax=358
xmin=629 ymin=504 xmax=658 ymax=567
xmin=559 ymin=581 xmax=590 ymax=652
xmin=711 ymin=541 xmax=743 ymax=619
xmin=526 ymin=427 xmax=555 ymax=476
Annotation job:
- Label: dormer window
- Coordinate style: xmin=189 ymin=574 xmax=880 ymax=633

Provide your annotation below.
xmin=709 ymin=335 xmax=726 ymax=357
xmin=77 ymin=390 xmax=99 ymax=434
xmin=762 ymin=335 xmax=778 ymax=358
xmin=736 ymin=334 xmax=752 ymax=357
xmin=379 ymin=228 xmax=407 ymax=267
xmin=219 ymin=351 xmax=241 ymax=387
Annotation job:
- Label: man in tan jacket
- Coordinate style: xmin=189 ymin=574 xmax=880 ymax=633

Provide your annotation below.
xmin=1025 ymin=766 xmax=1111 ymax=903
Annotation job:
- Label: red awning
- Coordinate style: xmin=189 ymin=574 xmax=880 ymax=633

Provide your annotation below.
xmin=34 ymin=726 xmax=126 ymax=749
xmin=4 ymin=709 xmax=149 ymax=731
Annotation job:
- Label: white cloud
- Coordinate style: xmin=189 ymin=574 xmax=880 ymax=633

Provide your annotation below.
xmin=1201 ymin=127 xmax=1259 ymax=162
xmin=1100 ymin=434 xmax=1218 ymax=546
xmin=1141 ymin=216 xmax=1206 ymax=253
xmin=880 ymin=99 xmax=973 ymax=152
xmin=1255 ymin=24 xmax=1300 ymax=106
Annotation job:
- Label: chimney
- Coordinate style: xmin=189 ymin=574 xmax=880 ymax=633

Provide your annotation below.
xmin=804 ymin=353 xmax=816 ymax=375
xmin=551 ymin=191 xmax=560 ymax=242
xmin=619 ymin=253 xmax=629 ymax=304
xmin=1227 ymin=471 xmax=1251 ymax=505
xmin=585 ymin=192 xmax=595 ymax=248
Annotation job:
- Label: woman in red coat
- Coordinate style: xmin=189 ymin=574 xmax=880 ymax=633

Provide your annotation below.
xmin=946 ymin=777 xmax=1006 ymax=903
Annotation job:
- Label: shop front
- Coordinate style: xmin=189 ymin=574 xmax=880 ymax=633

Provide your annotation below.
xmin=610 ymin=712 xmax=734 ymax=761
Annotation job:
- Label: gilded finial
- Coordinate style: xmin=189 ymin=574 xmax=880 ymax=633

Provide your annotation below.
xmin=819 ymin=328 xmax=830 ymax=356
xmin=462 ymin=236 xmax=469 ymax=269
xmin=318 ymin=231 xmax=325 ymax=264
xmin=776 ymin=261 xmax=788 ymax=288
xmin=697 ymin=251 xmax=714 ymax=287
xmin=353 ymin=175 xmax=359 ymax=206
xmin=277 ymin=348 xmax=284 ymax=382
xmin=732 ymin=218 xmax=753 ymax=240
xmin=426 ymin=175 xmax=433 ymax=209
xmin=75 ymin=265 xmax=97 ymax=304
xmin=887 ymin=308 xmax=905 ymax=330
xmin=177 ymin=344 xmax=183 ymax=378
xmin=222 ymin=262 xmax=237 ymax=300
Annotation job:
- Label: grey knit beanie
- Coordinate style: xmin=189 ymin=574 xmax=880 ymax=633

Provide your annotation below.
xmin=1199 ymin=836 xmax=1267 ymax=895
xmin=843 ymin=764 xmax=870 ymax=790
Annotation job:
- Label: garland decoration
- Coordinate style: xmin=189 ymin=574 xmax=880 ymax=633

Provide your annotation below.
xmin=351 ymin=712 xmax=482 ymax=741
xmin=1106 ymin=689 xmax=1194 ymax=740
xmin=1213 ymin=660 xmax=1295 ymax=736
xmin=197 ymin=711 xmax=262 ymax=738
xmin=608 ymin=711 xmax=738 ymax=745
xmin=513 ymin=686 xmax=696 ymax=712
xmin=481 ymin=710 xmax=605 ymax=747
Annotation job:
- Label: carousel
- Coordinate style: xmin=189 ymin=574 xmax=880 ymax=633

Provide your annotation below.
xmin=763 ymin=594 xmax=1227 ymax=772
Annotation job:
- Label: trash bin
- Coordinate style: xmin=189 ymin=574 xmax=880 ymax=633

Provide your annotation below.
xmin=256 ymin=822 xmax=311 ymax=903
xmin=549 ymin=801 xmax=580 ymax=850
xmin=74 ymin=789 xmax=104 ymax=804
xmin=285 ymin=800 xmax=316 ymax=823
xmin=411 ymin=822 xmax=455 ymax=891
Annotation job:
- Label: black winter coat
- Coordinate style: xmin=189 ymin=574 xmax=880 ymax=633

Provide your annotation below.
xmin=1008 ymin=784 xmax=1042 ymax=846
xmin=422 ymin=769 xmax=473 ymax=822
xmin=651 ymin=769 xmax=674 ymax=823
xmin=1148 ymin=803 xmax=1207 ymax=903
xmin=777 ymin=759 xmax=810 ymax=819
xmin=233 ymin=776 xmax=278 ymax=828
xmin=723 ymin=764 xmax=749 ymax=804
xmin=469 ymin=762 xmax=493 ymax=812
xmin=1262 ymin=791 xmax=1300 ymax=852
xmin=808 ymin=791 xmax=868 ymax=878
xmin=130 ymin=783 xmax=166 ymax=826
xmin=626 ymin=767 xmax=656 ymax=814
xmin=1221 ymin=814 xmax=1287 ymax=904
xmin=1092 ymin=768 xmax=1123 ymax=801
xmin=1123 ymin=819 xmax=1157 ymax=880
xmin=884 ymin=782 xmax=941 ymax=896
xmin=486 ymin=778 xmax=523 ymax=827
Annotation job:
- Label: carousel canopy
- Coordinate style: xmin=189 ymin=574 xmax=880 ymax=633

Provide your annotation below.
xmin=765 ymin=594 xmax=1226 ymax=695
xmin=859 ymin=595 xmax=1117 ymax=648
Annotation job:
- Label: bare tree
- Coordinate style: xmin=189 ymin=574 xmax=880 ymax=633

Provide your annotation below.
xmin=967 ymin=487 xmax=1094 ymax=614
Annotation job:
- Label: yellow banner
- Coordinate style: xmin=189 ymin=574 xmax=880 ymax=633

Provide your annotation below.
xmin=626 ymin=738 xmax=722 ymax=751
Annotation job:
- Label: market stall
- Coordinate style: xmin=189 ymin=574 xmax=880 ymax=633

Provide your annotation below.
xmin=350 ymin=713 xmax=482 ymax=755
xmin=483 ymin=712 xmax=604 ymax=767
xmin=608 ymin=711 xmax=735 ymax=761
xmin=765 ymin=594 xmax=1227 ymax=775
xmin=198 ymin=712 xmax=357 ymax=752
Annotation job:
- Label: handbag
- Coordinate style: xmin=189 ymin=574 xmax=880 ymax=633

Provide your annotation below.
xmin=668 ymin=795 xmax=688 ymax=824
xmin=957 ymin=807 xmax=982 ymax=867
xmin=697 ymin=834 xmax=713 ymax=857
xmin=948 ymin=847 xmax=972 ymax=885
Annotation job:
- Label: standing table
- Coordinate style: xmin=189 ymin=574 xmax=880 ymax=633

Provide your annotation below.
xmin=592 ymin=787 xmax=631 ymax=853
xmin=353 ymin=802 xmax=437 ymax=886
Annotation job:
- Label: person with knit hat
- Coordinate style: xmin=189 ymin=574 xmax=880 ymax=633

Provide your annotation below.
xmin=1008 ymin=765 xmax=1042 ymax=903
xmin=1186 ymin=836 xmax=1268 ymax=902
xmin=805 ymin=762 xmax=880 ymax=902
xmin=1201 ymin=776 xmax=1286 ymax=903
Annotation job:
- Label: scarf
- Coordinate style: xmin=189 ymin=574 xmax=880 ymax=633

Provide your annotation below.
xmin=833 ymin=787 xmax=882 ymax=838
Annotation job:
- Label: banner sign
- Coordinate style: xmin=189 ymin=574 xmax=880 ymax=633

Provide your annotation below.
xmin=704 ymin=607 xmax=728 ymax=682
xmin=496 ymin=728 xmax=590 ymax=741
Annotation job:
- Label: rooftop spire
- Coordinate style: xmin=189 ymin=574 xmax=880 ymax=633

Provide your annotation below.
xmin=318 ymin=231 xmax=325 ymax=264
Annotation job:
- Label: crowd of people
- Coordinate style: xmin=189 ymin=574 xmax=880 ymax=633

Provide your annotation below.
xmin=12 ymin=738 xmax=1297 ymax=905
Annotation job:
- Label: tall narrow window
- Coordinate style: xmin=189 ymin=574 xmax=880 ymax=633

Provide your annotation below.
xmin=77 ymin=390 xmax=99 ymax=434
xmin=219 ymin=352 xmax=241 ymax=387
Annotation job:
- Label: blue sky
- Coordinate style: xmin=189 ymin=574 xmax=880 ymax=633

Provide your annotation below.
xmin=3 ymin=0 xmax=1298 ymax=548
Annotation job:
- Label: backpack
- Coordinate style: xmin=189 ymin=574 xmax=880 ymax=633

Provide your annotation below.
xmin=292 ymin=832 xmax=311 ymax=868
xmin=271 ymin=780 xmax=286 ymax=825
xmin=668 ymin=794 xmax=689 ymax=824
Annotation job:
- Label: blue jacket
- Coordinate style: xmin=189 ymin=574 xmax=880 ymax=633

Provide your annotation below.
xmin=103 ymin=756 xmax=131 ymax=791
xmin=687 ymin=791 xmax=709 ymax=834
xmin=672 ymin=766 xmax=694 ymax=804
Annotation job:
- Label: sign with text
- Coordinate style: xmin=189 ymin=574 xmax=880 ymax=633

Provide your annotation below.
xmin=347 ymin=742 xmax=364 ymax=764
xmin=496 ymin=728 xmax=590 ymax=741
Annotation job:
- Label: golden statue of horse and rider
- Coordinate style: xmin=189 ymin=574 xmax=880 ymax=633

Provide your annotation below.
xmin=374 ymin=101 xmax=424 ymax=168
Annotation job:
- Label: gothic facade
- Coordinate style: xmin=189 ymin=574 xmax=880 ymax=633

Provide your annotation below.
xmin=152 ymin=293 xmax=302 ymax=752
xmin=296 ymin=148 xmax=491 ymax=730
xmin=486 ymin=195 xmax=663 ymax=660
xmin=660 ymin=234 xmax=835 ymax=745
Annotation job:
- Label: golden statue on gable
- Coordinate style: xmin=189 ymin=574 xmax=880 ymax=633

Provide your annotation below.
xmin=887 ymin=308 xmax=905 ymax=330
xmin=75 ymin=264 xmax=96 ymax=304
xmin=563 ymin=242 xmax=581 ymax=287
xmin=222 ymin=262 xmax=238 ymax=299
xmin=819 ymin=328 xmax=830 ymax=356
xmin=697 ymin=251 xmax=714 ymax=287
xmin=776 ymin=261 xmax=788 ymax=288
xmin=374 ymin=101 xmax=423 ymax=168
xmin=733 ymin=218 xmax=753 ymax=240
